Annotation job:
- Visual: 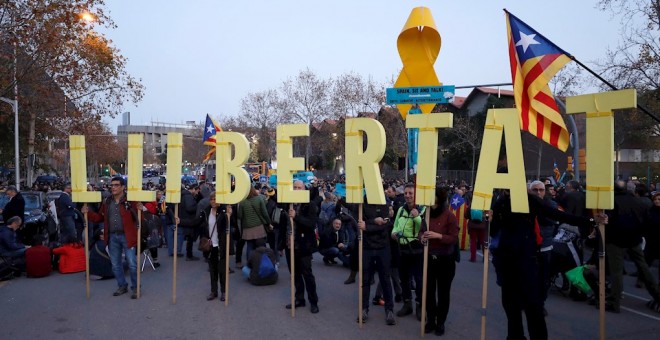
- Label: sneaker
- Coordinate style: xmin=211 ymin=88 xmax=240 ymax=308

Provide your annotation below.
xmin=385 ymin=310 xmax=396 ymax=325
xmin=356 ymin=309 xmax=369 ymax=323
xmin=113 ymin=286 xmax=128 ymax=296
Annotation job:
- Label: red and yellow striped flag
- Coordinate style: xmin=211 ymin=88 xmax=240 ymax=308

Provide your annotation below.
xmin=506 ymin=10 xmax=571 ymax=151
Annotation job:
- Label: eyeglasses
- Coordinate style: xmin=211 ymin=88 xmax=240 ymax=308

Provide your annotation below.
xmin=531 ymin=188 xmax=545 ymax=192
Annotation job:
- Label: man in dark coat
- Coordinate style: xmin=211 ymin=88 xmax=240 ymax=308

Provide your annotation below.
xmin=491 ymin=191 xmax=605 ymax=340
xmin=179 ymin=185 xmax=200 ymax=261
xmin=1 ymin=185 xmax=25 ymax=226
xmin=285 ymin=180 xmax=320 ymax=314
xmin=605 ymin=180 xmax=660 ymax=313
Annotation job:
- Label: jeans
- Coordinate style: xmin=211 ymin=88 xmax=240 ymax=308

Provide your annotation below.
xmin=362 ymin=248 xmax=394 ymax=311
xmin=319 ymin=247 xmax=350 ymax=267
xmin=109 ymin=233 xmax=137 ymax=290
xmin=164 ymin=224 xmax=183 ymax=256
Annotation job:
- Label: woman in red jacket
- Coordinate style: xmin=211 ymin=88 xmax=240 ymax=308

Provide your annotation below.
xmin=421 ymin=187 xmax=459 ymax=336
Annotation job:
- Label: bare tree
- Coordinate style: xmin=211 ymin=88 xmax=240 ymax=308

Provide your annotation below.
xmin=279 ymin=68 xmax=331 ymax=167
xmin=240 ymin=89 xmax=282 ymax=162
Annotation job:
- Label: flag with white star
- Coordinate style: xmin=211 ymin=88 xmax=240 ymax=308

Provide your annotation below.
xmin=505 ymin=9 xmax=572 ymax=151
xmin=202 ymin=114 xmax=222 ymax=162
xmin=203 ymin=114 xmax=222 ymax=146
xmin=449 ymin=193 xmax=464 ymax=210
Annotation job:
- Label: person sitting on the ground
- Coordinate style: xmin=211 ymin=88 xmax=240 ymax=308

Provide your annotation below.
xmin=0 ymin=216 xmax=28 ymax=270
xmin=89 ymin=228 xmax=114 ymax=279
xmin=318 ymin=218 xmax=350 ymax=267
xmin=242 ymin=238 xmax=278 ymax=286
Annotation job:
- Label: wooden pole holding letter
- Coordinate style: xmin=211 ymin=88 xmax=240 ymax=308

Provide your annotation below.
xmin=420 ymin=207 xmax=430 ymax=337
xmin=84 ymin=209 xmax=90 ymax=299
xmin=68 ymin=135 xmax=102 ymax=299
xmin=596 ymin=210 xmax=606 ymax=340
xmin=358 ymin=204 xmax=364 ymax=327
xmin=480 ymin=212 xmax=491 ymax=340
xmin=137 ymin=209 xmax=142 ymax=299
xmin=225 ymin=211 xmax=231 ymax=306
xmin=173 ymin=204 xmax=179 ymax=304
xmin=289 ymin=203 xmax=296 ymax=318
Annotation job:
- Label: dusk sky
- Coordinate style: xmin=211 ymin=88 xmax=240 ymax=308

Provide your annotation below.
xmin=99 ymin=1 xmax=624 ymax=131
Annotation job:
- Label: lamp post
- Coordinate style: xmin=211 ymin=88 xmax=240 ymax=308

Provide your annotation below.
xmin=0 ymin=96 xmax=20 ymax=191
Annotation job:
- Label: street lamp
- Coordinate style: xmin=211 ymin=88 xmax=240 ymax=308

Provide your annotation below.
xmin=0 ymin=96 xmax=20 ymax=191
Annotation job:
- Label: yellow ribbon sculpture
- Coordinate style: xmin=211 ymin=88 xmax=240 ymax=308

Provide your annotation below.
xmin=394 ymin=6 xmax=442 ymax=119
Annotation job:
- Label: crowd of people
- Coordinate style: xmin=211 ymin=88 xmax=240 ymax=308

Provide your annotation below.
xmin=1 ymin=175 xmax=660 ymax=338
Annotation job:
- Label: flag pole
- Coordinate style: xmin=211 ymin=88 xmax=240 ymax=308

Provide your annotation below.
xmin=568 ymin=56 xmax=660 ymax=124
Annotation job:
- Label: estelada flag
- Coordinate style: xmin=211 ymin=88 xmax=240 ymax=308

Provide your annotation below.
xmin=505 ymin=9 xmax=572 ymax=151
xmin=449 ymin=193 xmax=469 ymax=250
xmin=202 ymin=114 xmax=222 ymax=162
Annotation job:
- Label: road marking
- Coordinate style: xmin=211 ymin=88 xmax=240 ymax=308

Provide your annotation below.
xmin=620 ymin=306 xmax=660 ymax=321
xmin=623 ymin=291 xmax=651 ymax=302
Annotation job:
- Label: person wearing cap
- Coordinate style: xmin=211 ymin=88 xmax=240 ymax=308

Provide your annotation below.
xmin=0 ymin=185 xmax=25 ymax=229
xmin=56 ymin=183 xmax=77 ymax=243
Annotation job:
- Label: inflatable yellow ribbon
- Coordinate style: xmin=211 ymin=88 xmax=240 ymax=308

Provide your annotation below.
xmin=394 ymin=6 xmax=442 ymax=119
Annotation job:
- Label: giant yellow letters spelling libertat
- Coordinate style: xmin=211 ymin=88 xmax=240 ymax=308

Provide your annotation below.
xmin=69 ymin=135 xmax=101 ymax=203
xmin=566 ymin=89 xmax=637 ymax=210
xmin=127 ymin=134 xmax=156 ymax=202
xmin=215 ymin=132 xmax=251 ymax=204
xmin=345 ymin=118 xmax=386 ymax=204
xmin=166 ymin=133 xmax=182 ymax=203
xmin=276 ymin=124 xmax=309 ymax=203
xmin=472 ymin=108 xmax=528 ymax=213
xmin=406 ymin=113 xmax=453 ymax=206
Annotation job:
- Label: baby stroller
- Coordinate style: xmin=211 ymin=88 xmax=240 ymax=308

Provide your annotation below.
xmin=550 ymin=224 xmax=584 ymax=293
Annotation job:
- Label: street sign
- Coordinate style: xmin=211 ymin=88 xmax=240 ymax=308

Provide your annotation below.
xmin=386 ymin=85 xmax=455 ymax=105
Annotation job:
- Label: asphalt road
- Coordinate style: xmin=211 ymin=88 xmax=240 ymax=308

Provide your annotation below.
xmin=1 ymin=247 xmax=658 ymax=340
